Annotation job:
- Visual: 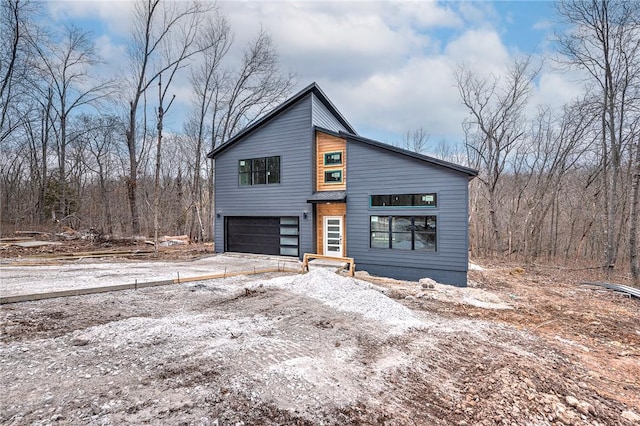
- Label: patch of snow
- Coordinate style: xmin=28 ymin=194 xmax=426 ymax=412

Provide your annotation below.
xmin=469 ymin=261 xmax=485 ymax=271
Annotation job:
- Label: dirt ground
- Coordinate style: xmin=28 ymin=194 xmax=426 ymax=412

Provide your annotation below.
xmin=1 ymin=242 xmax=639 ymax=425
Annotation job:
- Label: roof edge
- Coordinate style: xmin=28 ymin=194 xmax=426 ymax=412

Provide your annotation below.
xmin=207 ymin=82 xmax=356 ymax=159
xmin=339 ymin=131 xmax=479 ymax=177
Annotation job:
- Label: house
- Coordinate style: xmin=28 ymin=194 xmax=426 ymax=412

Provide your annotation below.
xmin=207 ymin=83 xmax=478 ymax=286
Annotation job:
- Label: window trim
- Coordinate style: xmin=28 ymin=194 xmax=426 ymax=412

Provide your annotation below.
xmin=370 ymin=215 xmax=437 ymax=251
xmin=369 ymin=193 xmax=438 ymax=208
xmin=324 ymin=169 xmax=343 ymax=184
xmin=324 ymin=151 xmax=343 ymax=166
xmin=238 ymin=156 xmax=281 ymax=186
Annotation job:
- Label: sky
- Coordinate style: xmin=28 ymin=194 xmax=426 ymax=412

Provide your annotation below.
xmin=44 ymin=0 xmax=583 ymax=151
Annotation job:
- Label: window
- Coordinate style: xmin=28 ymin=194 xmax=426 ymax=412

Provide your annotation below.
xmin=324 ymin=151 xmax=342 ymax=165
xmin=370 ymin=215 xmax=437 ymax=251
xmin=370 ymin=193 xmax=437 ymax=208
xmin=279 ymin=217 xmax=299 ymax=256
xmin=324 ymin=170 xmax=343 ymax=184
xmin=239 ymin=156 xmax=280 ymax=186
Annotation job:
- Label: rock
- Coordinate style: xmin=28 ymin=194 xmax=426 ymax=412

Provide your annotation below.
xmin=552 ymin=402 xmax=577 ymax=425
xmin=419 ymin=277 xmax=437 ymax=288
xmin=621 ymin=410 xmax=640 ymax=423
xmin=556 ymin=410 xmax=575 ymax=425
xmin=576 ymin=401 xmax=594 ymax=416
xmin=565 ymin=395 xmax=579 ymax=407
xmin=70 ymin=337 xmax=89 ymax=346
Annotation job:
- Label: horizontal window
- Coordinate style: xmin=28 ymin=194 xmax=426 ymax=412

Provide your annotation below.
xmin=370 ymin=215 xmax=436 ymax=251
xmin=324 ymin=151 xmax=342 ymax=165
xmin=370 ymin=193 xmax=437 ymax=208
xmin=239 ymin=156 xmax=280 ymax=186
xmin=324 ymin=170 xmax=343 ymax=184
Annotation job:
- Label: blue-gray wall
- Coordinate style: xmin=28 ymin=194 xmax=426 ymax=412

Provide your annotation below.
xmin=311 ymin=94 xmax=350 ymax=133
xmin=214 ymin=95 xmax=315 ymax=256
xmin=345 ymin=141 xmax=470 ymax=286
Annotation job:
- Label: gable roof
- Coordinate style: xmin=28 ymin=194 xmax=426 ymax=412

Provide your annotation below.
xmin=314 ymin=127 xmax=478 ymax=177
xmin=207 ymin=82 xmax=356 ymax=159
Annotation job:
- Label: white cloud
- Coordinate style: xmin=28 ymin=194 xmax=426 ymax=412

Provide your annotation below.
xmin=533 ymin=69 xmax=586 ymax=109
xmin=444 ymin=28 xmax=510 ymax=73
xmin=41 ymin=0 xmax=589 ymax=146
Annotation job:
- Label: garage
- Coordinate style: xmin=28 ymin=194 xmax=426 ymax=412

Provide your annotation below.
xmin=225 ymin=216 xmax=299 ymax=257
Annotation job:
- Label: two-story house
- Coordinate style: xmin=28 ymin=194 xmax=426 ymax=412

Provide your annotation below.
xmin=207 ymin=83 xmax=477 ymax=286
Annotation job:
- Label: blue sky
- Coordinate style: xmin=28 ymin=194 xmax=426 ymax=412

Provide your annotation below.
xmin=44 ymin=0 xmax=579 ymax=152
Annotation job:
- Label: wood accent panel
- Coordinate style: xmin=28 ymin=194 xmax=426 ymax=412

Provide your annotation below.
xmin=316 ymin=131 xmax=346 ymax=191
xmin=316 ymin=203 xmax=347 ymax=255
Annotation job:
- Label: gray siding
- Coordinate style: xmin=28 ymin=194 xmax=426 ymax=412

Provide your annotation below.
xmin=311 ymin=93 xmax=350 ymax=132
xmin=346 ymin=141 xmax=470 ymax=286
xmin=214 ymin=95 xmax=314 ymax=257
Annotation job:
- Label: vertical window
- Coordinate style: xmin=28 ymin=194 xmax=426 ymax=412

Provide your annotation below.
xmin=267 ymin=157 xmax=280 ymax=184
xmin=370 ymin=215 xmax=437 ymax=251
xmin=239 ymin=160 xmax=251 ymax=186
xmin=279 ymin=217 xmax=299 ymax=256
xmin=370 ymin=216 xmax=390 ymax=249
xmin=252 ymin=158 xmax=266 ymax=185
xmin=413 ymin=216 xmax=437 ymax=251
xmin=391 ymin=216 xmax=413 ymax=250
xmin=239 ymin=156 xmax=280 ymax=186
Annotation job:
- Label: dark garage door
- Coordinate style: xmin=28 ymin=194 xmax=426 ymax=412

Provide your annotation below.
xmin=225 ymin=217 xmax=299 ymax=257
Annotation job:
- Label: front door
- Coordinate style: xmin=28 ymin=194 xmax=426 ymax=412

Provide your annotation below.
xmin=323 ymin=216 xmax=343 ymax=257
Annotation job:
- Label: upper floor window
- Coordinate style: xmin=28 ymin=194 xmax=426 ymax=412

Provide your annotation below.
xmin=239 ymin=156 xmax=280 ymax=186
xmin=324 ymin=170 xmax=343 ymax=184
xmin=324 ymin=151 xmax=342 ymax=165
xmin=370 ymin=193 xmax=437 ymax=208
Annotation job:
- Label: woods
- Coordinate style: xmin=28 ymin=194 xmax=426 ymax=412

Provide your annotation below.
xmin=1 ymin=0 xmax=294 ymax=242
xmin=457 ymin=1 xmax=640 ymax=282
xmin=0 ymin=0 xmax=638 ymax=282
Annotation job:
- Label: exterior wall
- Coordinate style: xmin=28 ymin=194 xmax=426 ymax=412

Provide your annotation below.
xmin=315 ymin=203 xmax=347 ymax=255
xmin=346 ymin=141 xmax=470 ymax=286
xmin=311 ymin=93 xmax=350 ymax=132
xmin=316 ymin=132 xmax=346 ymax=192
xmin=214 ymin=95 xmax=314 ymax=257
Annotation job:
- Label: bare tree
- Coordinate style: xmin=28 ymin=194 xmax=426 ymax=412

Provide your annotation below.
xmin=455 ymin=57 xmax=539 ymax=255
xmin=402 ymin=128 xmax=429 ymax=154
xmin=515 ymin=101 xmax=596 ymax=262
xmin=215 ymin=29 xmax=296 ymax=147
xmin=185 ymin=11 xmax=231 ymax=241
xmin=629 ymin=117 xmax=640 ymax=284
xmin=0 ymin=0 xmax=38 ymax=144
xmin=77 ymin=114 xmax=122 ymax=235
xmin=124 ymin=0 xmax=215 ymax=235
xmin=556 ymin=0 xmax=640 ymax=275
xmin=31 ymin=24 xmax=111 ymax=221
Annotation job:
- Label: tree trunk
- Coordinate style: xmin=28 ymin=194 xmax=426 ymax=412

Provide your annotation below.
xmin=126 ymin=101 xmax=140 ymax=235
xmin=630 ymin=140 xmax=640 ymax=284
xmin=153 ymin=80 xmax=163 ymax=255
xmin=488 ymin=189 xmax=503 ymax=255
